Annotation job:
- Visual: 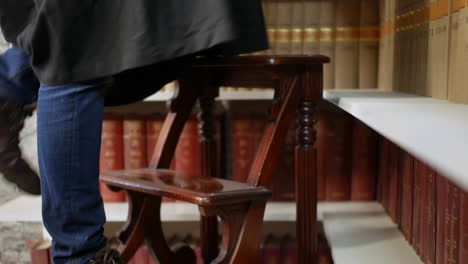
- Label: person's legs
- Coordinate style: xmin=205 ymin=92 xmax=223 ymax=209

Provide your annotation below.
xmin=37 ymin=81 xmax=110 ymax=264
xmin=0 ymin=47 xmax=41 ymax=194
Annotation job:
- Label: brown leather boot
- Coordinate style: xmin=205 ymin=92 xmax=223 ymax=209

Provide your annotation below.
xmin=0 ymin=98 xmax=41 ymax=195
xmin=88 ymin=248 xmax=126 ymax=264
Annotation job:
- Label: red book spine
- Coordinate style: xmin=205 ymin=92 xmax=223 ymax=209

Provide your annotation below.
xmin=231 ymin=113 xmax=254 ymax=182
xmin=400 ymin=150 xmax=414 ymax=242
xmin=445 ymin=180 xmax=460 ymax=264
xmin=412 ymin=159 xmax=421 ymax=254
xmin=316 ymin=111 xmax=326 ymax=201
xmin=26 ymin=240 xmax=51 ymax=264
xmin=129 ymin=247 xmax=148 ymax=264
xmin=272 ymin=120 xmax=296 ymax=201
xmin=418 ymin=161 xmax=428 ymax=259
xmin=174 ymin=117 xmax=200 ymax=175
xmin=261 ymin=236 xmax=281 ymax=264
xmin=99 ymin=114 xmax=125 ymax=202
xmin=146 ymin=247 xmax=158 ymax=264
xmin=377 ymin=137 xmax=390 ymax=207
xmin=436 ymin=173 xmax=447 ymax=264
xmin=425 ymin=165 xmax=436 ymax=264
xmin=146 ymin=114 xmax=164 ymax=165
xmin=123 ymin=116 xmax=148 ymax=169
xmin=350 ymin=119 xmax=377 ymax=201
xmin=279 ymin=235 xmax=297 ymax=264
xmin=459 ymin=188 xmax=468 ymax=263
xmin=387 ymin=142 xmax=400 ymax=223
xmin=325 ymin=109 xmax=352 ymax=201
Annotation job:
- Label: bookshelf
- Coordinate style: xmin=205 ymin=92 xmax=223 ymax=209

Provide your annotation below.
xmin=324 ymin=89 xmax=468 ymax=192
xmin=0 ymin=196 xmax=422 ymax=264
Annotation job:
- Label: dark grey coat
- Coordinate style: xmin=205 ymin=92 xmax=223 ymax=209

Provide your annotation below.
xmin=0 ymin=0 xmax=268 ymax=104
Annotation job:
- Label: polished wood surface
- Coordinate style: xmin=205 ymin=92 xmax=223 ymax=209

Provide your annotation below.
xmin=100 ymin=55 xmax=327 ymax=264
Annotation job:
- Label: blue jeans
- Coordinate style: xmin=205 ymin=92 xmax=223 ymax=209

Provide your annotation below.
xmin=0 ymin=47 xmax=107 ymax=264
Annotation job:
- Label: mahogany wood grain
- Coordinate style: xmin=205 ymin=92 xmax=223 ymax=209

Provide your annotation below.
xmin=101 ymin=55 xmax=328 ymax=264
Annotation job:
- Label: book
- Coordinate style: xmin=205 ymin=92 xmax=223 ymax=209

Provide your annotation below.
xmin=319 ymin=0 xmax=337 ymax=89
xmin=324 ymin=105 xmax=352 ymax=201
xmin=99 ymin=114 xmax=125 ymax=202
xmin=174 ymin=116 xmax=200 ymax=175
xmin=425 ymin=164 xmax=436 ymax=264
xmin=123 ymin=115 xmax=148 ymax=170
xmin=436 ymin=173 xmax=447 ymax=264
xmin=26 ymin=240 xmax=51 ymax=264
xmin=387 ymin=141 xmax=399 ymax=223
xmin=302 ymin=0 xmax=321 ymax=55
xmin=350 ymin=119 xmax=377 ymax=201
xmin=444 ymin=179 xmax=461 ymax=264
xmin=399 ymin=150 xmax=414 ymax=242
xmin=459 ymin=188 xmax=468 ymax=263
xmin=145 ymin=114 xmax=165 ymax=166
xmin=261 ymin=235 xmax=281 ymax=264
xmin=334 ymin=0 xmax=361 ymax=89
xmin=279 ymin=235 xmax=297 ymax=264
xmin=275 ymin=0 xmax=293 ymax=54
xmin=129 ymin=247 xmax=149 ymax=264
xmin=231 ymin=113 xmax=257 ymax=182
xmin=359 ymin=0 xmax=380 ymax=89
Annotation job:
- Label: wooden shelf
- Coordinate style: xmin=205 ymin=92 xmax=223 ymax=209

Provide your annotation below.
xmin=2 ymin=196 xmax=420 ymax=264
xmin=324 ymin=89 xmax=468 ymax=191
xmin=0 ymin=195 xmax=295 ymax=222
xmin=143 ymin=89 xmax=275 ymax=102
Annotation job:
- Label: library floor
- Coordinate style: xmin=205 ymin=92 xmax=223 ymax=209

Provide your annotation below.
xmin=0 ymin=196 xmax=423 ymax=264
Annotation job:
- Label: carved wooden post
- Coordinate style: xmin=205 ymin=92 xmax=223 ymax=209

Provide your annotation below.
xmin=198 ymin=80 xmax=220 ymax=263
xmin=295 ymin=65 xmax=322 ymax=264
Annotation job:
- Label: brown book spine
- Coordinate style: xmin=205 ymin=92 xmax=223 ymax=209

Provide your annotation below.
xmin=231 ymin=113 xmax=254 ymax=182
xmin=145 ymin=114 xmax=164 ymax=165
xmin=302 ymin=0 xmax=321 ymax=55
xmin=418 ymin=161 xmax=428 ymax=260
xmin=272 ymin=121 xmax=296 ymax=201
xmin=377 ymin=136 xmax=389 ymax=205
xmin=280 ymin=235 xmax=297 ymax=264
xmin=123 ymin=115 xmax=148 ymax=169
xmin=412 ymin=159 xmax=422 ymax=254
xmin=459 ymin=188 xmax=468 ymax=263
xmin=436 ymin=173 xmax=447 ymax=264
xmin=400 ymin=150 xmax=414 ymax=242
xmin=261 ymin=235 xmax=282 ymax=264
xmin=325 ymin=108 xmax=352 ymax=201
xmin=275 ymin=0 xmax=293 ymax=54
xmin=445 ymin=179 xmax=461 ymax=264
xmin=426 ymin=165 xmax=436 ymax=264
xmin=26 ymin=240 xmax=51 ymax=264
xmin=174 ymin=116 xmax=200 ymax=175
xmin=99 ymin=114 xmax=125 ymax=202
xmin=359 ymin=0 xmax=380 ymax=89
xmin=334 ymin=0 xmax=361 ymax=89
xmin=388 ymin=142 xmax=399 ymax=223
xmin=129 ymin=247 xmax=149 ymax=264
xmin=351 ymin=119 xmax=377 ymax=201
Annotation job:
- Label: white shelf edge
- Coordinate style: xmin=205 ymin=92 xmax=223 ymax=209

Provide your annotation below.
xmin=324 ymin=89 xmax=468 ymax=192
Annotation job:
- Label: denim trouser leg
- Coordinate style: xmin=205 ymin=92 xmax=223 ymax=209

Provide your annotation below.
xmin=0 ymin=47 xmax=108 ymax=264
xmin=0 ymin=47 xmax=39 ymax=104
xmin=38 ymin=82 xmax=107 ymax=264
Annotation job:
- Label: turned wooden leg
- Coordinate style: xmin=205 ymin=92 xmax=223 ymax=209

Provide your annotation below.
xmin=295 ymin=66 xmax=322 ymax=264
xmin=199 ymin=201 xmax=267 ymax=264
xmin=198 ymin=94 xmax=220 ymax=263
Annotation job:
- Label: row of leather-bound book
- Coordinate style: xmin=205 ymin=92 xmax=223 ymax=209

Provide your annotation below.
xmin=98 ymin=101 xmax=380 ymax=203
